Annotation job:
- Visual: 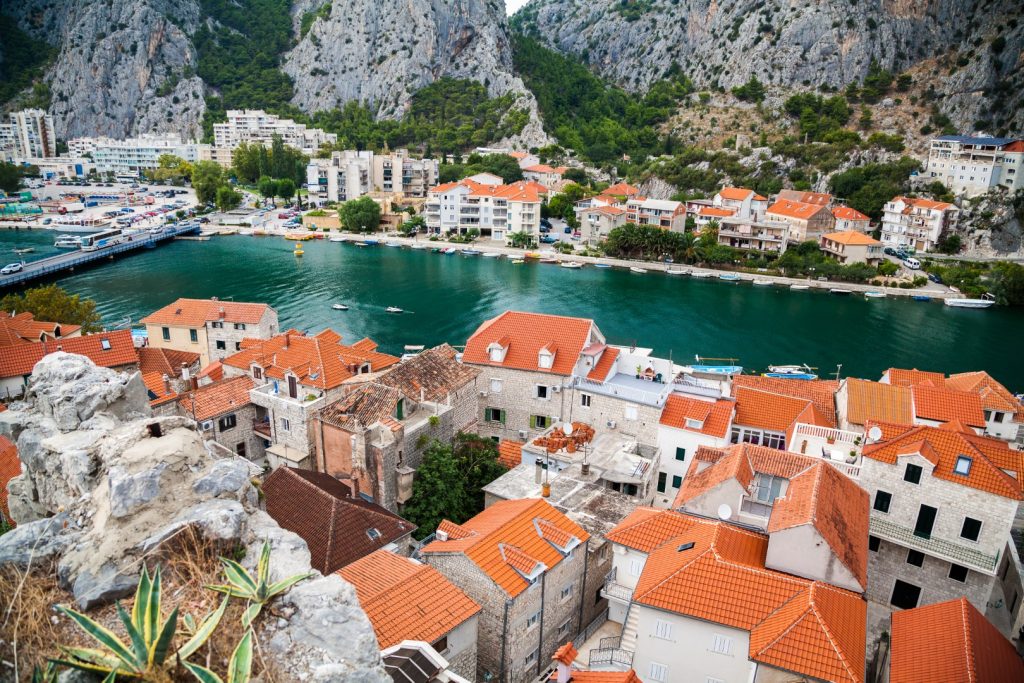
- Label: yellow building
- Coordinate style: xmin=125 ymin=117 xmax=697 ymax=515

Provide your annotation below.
xmin=140 ymin=298 xmax=279 ymax=366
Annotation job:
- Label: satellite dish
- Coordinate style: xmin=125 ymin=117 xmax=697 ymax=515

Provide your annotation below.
xmin=867 ymin=426 xmax=883 ymax=442
xmin=562 ymin=422 xmax=574 ymax=435
xmin=717 ymin=504 xmax=733 ymax=520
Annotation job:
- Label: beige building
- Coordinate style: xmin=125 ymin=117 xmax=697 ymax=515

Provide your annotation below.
xmin=922 ymin=135 xmax=1024 ymax=197
xmin=880 ymin=196 xmax=959 ymax=253
xmin=424 ymin=178 xmax=545 ymax=243
xmin=306 ymin=149 xmax=439 ymax=204
xmin=832 ymin=206 xmax=872 ymax=232
xmin=717 ymin=218 xmax=791 ymax=253
xmin=820 ymin=230 xmax=884 ymax=265
xmin=765 ymin=199 xmax=836 ymax=243
xmin=213 ymin=109 xmax=336 ymax=156
xmin=712 ymin=187 xmax=768 ymax=221
xmin=578 ymin=205 xmax=627 ymax=245
xmin=140 ymin=298 xmax=279 ymax=366
xmin=8 ymin=109 xmax=56 ymax=159
xmin=625 ymin=197 xmax=686 ymax=232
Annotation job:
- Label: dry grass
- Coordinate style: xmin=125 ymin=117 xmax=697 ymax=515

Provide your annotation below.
xmin=0 ymin=559 xmax=73 ymax=680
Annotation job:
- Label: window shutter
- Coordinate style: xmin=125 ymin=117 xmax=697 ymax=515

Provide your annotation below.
xmin=530 ymin=415 xmax=536 ymax=428
xmin=500 ymin=410 xmax=506 ymax=424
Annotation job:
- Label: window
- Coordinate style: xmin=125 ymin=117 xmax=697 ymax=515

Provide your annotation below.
xmin=629 ymin=558 xmax=643 ymax=577
xmin=890 ymin=580 xmax=921 ymax=610
xmin=671 ymin=475 xmax=682 ymax=489
xmin=280 ymin=417 xmax=290 ymax=432
xmin=525 ymin=612 xmax=539 ymax=630
xmin=235 ymin=341 xmax=241 ymax=351
xmin=253 ymin=367 xmax=263 ymax=380
xmin=99 ymin=338 xmax=111 ymax=350
xmin=873 ymin=490 xmax=892 ymax=513
xmin=161 ymin=326 xmax=170 ymax=341
xmin=960 ymin=517 xmax=982 ymax=542
xmin=485 ymin=408 xmax=505 ymax=424
xmin=536 ymin=385 xmax=549 ymax=400
xmin=654 ymin=619 xmax=673 ymax=640
xmin=557 ymin=619 xmax=570 ymax=636
xmin=984 ymin=410 xmax=992 ymax=421
xmin=189 ymin=329 xmax=198 ymax=343
xmin=560 ymin=582 xmax=573 ymax=601
xmin=216 ymin=340 xmax=226 ymax=350
xmin=524 ymin=649 xmax=538 ymax=666
xmin=234 ymin=441 xmax=246 ymax=458
xmin=647 ymin=662 xmax=668 ymax=682
xmin=675 ymin=447 xmax=686 ymax=462
xmin=994 ymin=412 xmax=1005 ymax=423
xmin=906 ymin=550 xmax=924 ymax=567
xmin=580 ymin=393 xmax=592 ymax=407
xmin=869 ymin=535 xmax=881 ymax=552
xmin=211 ymin=321 xmax=223 ymax=329
xmin=752 ymin=473 xmax=784 ymax=504
xmin=234 ymin=323 xmax=246 ymax=330
xmin=954 ymin=455 xmax=972 ymax=476
xmin=218 ymin=414 xmax=237 ymax=431
xmin=711 ymin=634 xmax=732 ymax=655
xmin=949 ymin=564 xmax=968 ymax=583
xmin=490 ymin=378 xmax=502 ymax=393
xmin=904 ymin=463 xmax=923 ymax=484
xmin=432 ymin=636 xmax=448 ymax=654
xmin=624 ymin=406 xmax=638 ymax=421
xmin=657 ymin=472 xmax=667 ymax=493
xmin=531 ymin=415 xmax=550 ymax=429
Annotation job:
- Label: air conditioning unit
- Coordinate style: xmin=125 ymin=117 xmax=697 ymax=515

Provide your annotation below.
xmin=479 ymin=390 xmax=489 ymax=397
xmin=551 ymin=385 xmax=561 ymax=393
xmin=607 ymin=420 xmax=617 ymax=429
xmin=518 ymin=430 xmax=529 ymax=440
xmin=435 ymin=529 xmax=449 ymax=542
xmin=200 ymin=420 xmax=214 ymax=431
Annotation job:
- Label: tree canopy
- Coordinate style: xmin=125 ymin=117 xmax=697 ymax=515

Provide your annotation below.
xmin=338 ymin=195 xmax=381 ymax=232
xmin=0 ymin=285 xmax=102 ymax=333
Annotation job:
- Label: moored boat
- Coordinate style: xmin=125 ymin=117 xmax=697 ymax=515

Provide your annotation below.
xmin=719 ymin=273 xmax=742 ymax=281
xmin=482 ymin=252 xmax=502 ymax=258
xmin=630 ymin=266 xmax=648 ymax=274
xmin=443 ymin=247 xmax=458 ymax=254
xmin=666 ymin=268 xmax=689 ymax=276
xmin=524 ymin=251 xmax=542 ymax=259
xmin=293 ymin=243 xmax=304 ymax=256
xmin=944 ymin=298 xmax=994 ymax=309
xmin=385 ymin=241 xmax=402 ymax=247
xmin=461 ymin=248 xmax=482 ymax=255
xmin=790 ymin=284 xmax=810 ymax=290
xmin=410 ymin=243 xmax=428 ymax=249
xmin=560 ymin=261 xmax=583 ymax=269
xmin=912 ymin=295 xmax=931 ymax=302
xmin=830 ymin=288 xmax=852 ymax=295
xmin=511 ymin=258 xmax=525 ymax=264
xmin=691 ymin=272 xmax=713 ymax=278
xmin=593 ymin=263 xmax=612 ymax=268
xmin=764 ymin=364 xmax=818 ymax=380
xmin=864 ymin=291 xmax=887 ymax=298
xmin=691 ymin=364 xmax=743 ymax=376
xmin=54 ymin=235 xmax=83 ymax=249
xmin=329 ymin=236 xmax=346 ymax=242
xmin=752 ymin=278 xmax=772 ymax=286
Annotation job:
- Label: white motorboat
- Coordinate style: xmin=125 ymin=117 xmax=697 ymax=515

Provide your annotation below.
xmin=752 ymin=279 xmax=772 ymax=286
xmin=665 ymin=268 xmax=689 ymax=276
xmin=764 ymin=364 xmax=818 ymax=380
xmin=630 ymin=266 xmax=648 ymax=274
xmin=385 ymin=241 xmax=402 ymax=247
xmin=482 ymin=252 xmax=502 ymax=258
xmin=830 ymin=288 xmax=852 ymax=295
xmin=790 ymin=284 xmax=810 ymax=290
xmin=410 ymin=243 xmax=428 ymax=249
xmin=864 ymin=291 xmax=887 ymax=299
xmin=331 ymin=304 xmax=349 ymax=311
xmin=329 ymin=236 xmax=346 ymax=242
xmin=691 ymin=272 xmax=713 ymax=278
xmin=54 ymin=235 xmax=83 ymax=248
xmin=560 ymin=261 xmax=583 ymax=269
xmin=944 ymin=298 xmax=995 ymax=309
xmin=13 ymin=247 xmax=34 ymax=255
xmin=386 ymin=306 xmax=404 ymax=313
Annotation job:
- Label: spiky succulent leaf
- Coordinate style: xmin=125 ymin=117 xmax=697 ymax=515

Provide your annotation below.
xmin=206 ymin=583 xmax=255 ymax=599
xmin=131 ymin=567 xmax=152 ymax=642
xmin=266 ymin=572 xmax=313 ymax=598
xmin=226 ymin=630 xmax=254 ymax=683
xmin=48 ymin=659 xmax=118 ymax=676
xmin=256 ymin=541 xmax=271 ymax=585
xmin=115 ymin=603 xmax=147 ymax=667
xmin=240 ymin=602 xmax=262 ymax=629
xmin=55 ymin=645 xmax=123 ymax=668
xmin=147 ymin=566 xmax=163 ymax=647
xmin=102 ymin=670 xmax=118 ymax=683
xmin=219 ymin=558 xmax=257 ymax=594
xmin=56 ymin=606 xmax=138 ymax=670
xmin=149 ymin=606 xmax=179 ymax=666
xmin=183 ymin=661 xmax=224 ymax=683
xmin=177 ymin=595 xmax=230 ymax=660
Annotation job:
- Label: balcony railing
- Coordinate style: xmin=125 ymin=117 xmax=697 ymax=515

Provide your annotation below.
xmin=601 ymin=568 xmax=633 ymax=602
xmin=589 ymin=641 xmax=633 ymax=670
xmin=870 ymin=515 xmax=1000 ymax=574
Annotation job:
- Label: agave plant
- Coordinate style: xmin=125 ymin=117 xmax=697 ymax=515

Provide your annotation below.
xmin=30 ymin=663 xmax=59 ymax=683
xmin=207 ymin=540 xmax=312 ymax=628
xmin=50 ymin=565 xmax=239 ymax=681
xmin=181 ymin=629 xmax=253 ymax=683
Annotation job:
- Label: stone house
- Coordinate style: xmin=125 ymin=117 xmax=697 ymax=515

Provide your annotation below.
xmin=832 ymin=206 xmax=872 ymax=233
xmin=262 ymin=466 xmax=416 ymax=573
xmin=819 ymin=231 xmax=884 ymax=265
xmin=312 ymin=344 xmax=480 ymax=512
xmin=0 ymin=329 xmax=138 ymax=399
xmin=765 ymin=198 xmax=836 ymax=243
xmin=178 ymin=375 xmax=264 ymax=463
xmin=137 ymin=346 xmax=201 ymax=415
xmin=339 ymin=550 xmax=481 ymax=681
xmin=419 ymin=498 xmax=590 ymax=683
xmin=221 ymin=329 xmax=399 ymax=470
xmin=140 ymin=298 xmax=279 ymax=366
xmin=0 ymin=310 xmax=82 ymax=347
xmin=835 ymin=378 xmax=914 ymax=434
xmin=577 ymin=205 xmax=627 ymax=245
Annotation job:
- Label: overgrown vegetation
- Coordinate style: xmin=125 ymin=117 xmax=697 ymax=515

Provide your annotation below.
xmin=829 ymin=157 xmax=921 ymax=220
xmin=0 ymin=14 xmax=57 ymax=107
xmin=438 ymin=153 xmax=524 ymax=184
xmin=924 ymin=259 xmax=1024 ymax=304
xmin=299 ymin=2 xmax=332 ymax=38
xmin=0 ymin=285 xmax=103 ymax=333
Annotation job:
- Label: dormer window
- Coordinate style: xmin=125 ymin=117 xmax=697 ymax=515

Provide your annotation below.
xmin=487 ymin=338 xmax=509 ymax=363
xmin=252 ymin=366 xmax=263 ymax=380
xmin=954 ymin=455 xmax=972 ymax=476
xmin=538 ymin=351 xmax=553 ymax=369
xmin=685 ymin=418 xmax=704 ymax=430
xmin=100 ymin=338 xmax=111 ymax=350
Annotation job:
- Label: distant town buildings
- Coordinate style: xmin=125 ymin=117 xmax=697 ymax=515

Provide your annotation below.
xmin=74 ymin=134 xmax=202 ymax=176
xmin=213 ymin=109 xmax=337 ymax=158
xmin=306 ymin=149 xmax=439 ymax=204
xmin=140 ymin=298 xmax=279 ymax=366
xmin=923 ymin=135 xmax=1024 ymax=197
xmin=819 ymin=230 xmax=884 ymax=265
xmin=425 ymin=176 xmax=546 ymax=242
xmin=2 ymin=109 xmax=57 ymax=160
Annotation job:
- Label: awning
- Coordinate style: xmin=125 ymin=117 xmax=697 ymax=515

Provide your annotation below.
xmin=265 ymin=442 xmax=309 ymax=465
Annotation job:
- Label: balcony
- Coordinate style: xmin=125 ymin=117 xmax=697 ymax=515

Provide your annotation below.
xmin=252 ymin=382 xmax=326 ymax=411
xmin=574 ymin=374 xmax=672 ymax=408
xmin=253 ymin=419 xmax=271 ymax=438
xmin=870 ymin=515 xmax=1000 ymax=574
xmin=788 ymin=423 xmax=862 ymax=477
xmin=589 ymin=637 xmax=633 ymax=670
xmin=601 ymin=568 xmax=633 ymax=602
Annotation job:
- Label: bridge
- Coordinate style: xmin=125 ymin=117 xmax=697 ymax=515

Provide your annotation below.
xmin=0 ymin=221 xmax=202 ymax=289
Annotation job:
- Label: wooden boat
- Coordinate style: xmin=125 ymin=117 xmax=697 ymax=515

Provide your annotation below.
xmin=630 ymin=266 xmax=648 ymax=274
xmin=944 ymin=298 xmax=994 ymax=309
xmin=331 ymin=304 xmax=349 ymax=311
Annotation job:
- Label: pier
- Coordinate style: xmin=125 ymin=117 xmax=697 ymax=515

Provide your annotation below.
xmin=0 ymin=221 xmax=202 ymax=289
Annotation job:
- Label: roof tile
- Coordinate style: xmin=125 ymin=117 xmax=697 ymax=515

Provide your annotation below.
xmin=140 ymin=298 xmax=272 ymax=327
xmin=463 ymin=311 xmax=596 ymax=376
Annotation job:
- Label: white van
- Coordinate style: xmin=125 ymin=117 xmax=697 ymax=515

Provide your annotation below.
xmin=905 ymin=257 xmax=921 ymax=270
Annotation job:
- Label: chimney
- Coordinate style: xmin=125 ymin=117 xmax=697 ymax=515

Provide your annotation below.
xmin=218 ymin=307 xmax=225 ymax=319
xmin=552 ymin=643 xmax=577 ymax=683
xmin=181 ymin=363 xmax=190 ymax=381
xmin=162 ymin=373 xmax=171 ymax=395
xmin=284 ymin=332 xmax=290 ymax=349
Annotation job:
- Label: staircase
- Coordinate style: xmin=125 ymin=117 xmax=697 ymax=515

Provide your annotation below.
xmin=620 ymin=607 xmax=640 ymax=654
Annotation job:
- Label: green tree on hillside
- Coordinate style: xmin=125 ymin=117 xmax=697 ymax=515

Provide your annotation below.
xmin=338 ymin=195 xmax=381 ymax=232
xmin=0 ymin=162 xmax=22 ymax=194
xmin=0 ymin=285 xmax=102 ymax=333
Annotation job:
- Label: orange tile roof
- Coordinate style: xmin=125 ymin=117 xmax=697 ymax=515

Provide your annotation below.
xmin=552 ymin=642 xmax=577 ymax=665
xmin=699 ymin=206 xmax=736 ymax=217
xmin=890 ymin=597 xmax=1024 ymax=683
xmin=832 ymin=206 xmax=870 ymax=221
xmin=420 ymin=498 xmax=589 ymax=597
xmin=862 ymin=422 xmax=1024 ymax=500
xmin=180 ymin=375 xmax=255 ymax=421
xmin=222 ymin=329 xmax=398 ymax=391
xmin=140 ymin=298 xmax=271 ymax=327
xmin=142 ymin=371 xmax=184 ymax=407
xmin=463 ymin=311 xmax=596 ymax=376
xmin=602 ymin=182 xmax=640 ymax=197
xmin=497 ymin=440 xmax=523 ymax=469
xmin=197 ymin=360 xmax=223 ymax=383
xmin=779 ymin=190 xmax=833 ymax=206
xmin=509 ymin=151 xmax=529 ymax=159
xmin=587 ymin=205 xmax=627 ymax=216
xmin=547 ymin=671 xmax=642 ymax=683
xmin=625 ymin=512 xmax=865 ymax=683
xmin=767 ymin=462 xmax=869 ymax=589
xmin=732 ymin=376 xmax=839 ymax=425
xmin=339 ymin=550 xmax=480 ymax=649
xmin=843 ymin=378 xmax=913 ymax=427
xmin=717 ymin=187 xmax=756 ymax=201
xmin=660 ymin=394 xmax=734 ymax=438
xmin=523 ymin=163 xmax=562 ymax=174
xmin=0 ymin=311 xmax=79 ymax=347
xmin=585 ymin=347 xmax=619 ymax=382
xmin=0 ymin=329 xmax=138 ymax=379
xmin=604 ymin=506 xmax=702 ymax=553
xmin=734 ymin=386 xmax=831 ymax=432
xmin=0 ymin=435 xmax=20 ymax=525
xmin=822 ymin=230 xmax=881 ymax=246
xmin=945 ymin=371 xmax=1023 ymax=419
xmin=767 ymin=199 xmax=829 ymax=220
xmin=884 ymin=368 xmax=946 ymax=387
xmin=892 ymin=196 xmax=954 ymax=211
xmin=1003 ymin=140 xmax=1024 ymax=153
xmin=911 ymin=384 xmax=985 ymax=428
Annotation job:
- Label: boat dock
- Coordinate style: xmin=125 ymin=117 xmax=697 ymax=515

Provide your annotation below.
xmin=0 ymin=221 xmax=202 ymax=289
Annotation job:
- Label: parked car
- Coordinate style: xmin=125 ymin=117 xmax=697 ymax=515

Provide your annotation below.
xmin=540 ymin=235 xmax=558 ymax=243
xmin=539 ymin=225 xmax=550 ymax=233
xmin=883 ymin=247 xmax=896 ymax=256
xmin=540 ymin=218 xmax=552 ymax=229
xmin=1 ymin=263 xmax=24 ymax=275
xmin=564 ymin=226 xmax=573 ymax=234
xmin=927 ymin=272 xmax=943 ymax=284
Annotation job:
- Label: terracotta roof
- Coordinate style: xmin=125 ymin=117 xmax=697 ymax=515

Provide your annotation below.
xmin=625 ymin=511 xmax=865 ymax=683
xmin=497 ymin=441 xmax=523 ymax=469
xmin=523 ymin=164 xmax=562 ymax=174
xmin=734 ymin=386 xmax=832 ymax=432
xmin=843 ymin=378 xmax=913 ymax=427
xmin=767 ymin=462 xmax=870 ymax=589
xmin=862 ymin=422 xmax=1024 ymax=500
xmin=142 ymin=371 xmax=184 ymax=407
xmin=717 ymin=187 xmax=756 ymax=201
xmin=605 ymin=506 xmax=702 ymax=553
xmin=767 ymin=199 xmax=830 ymax=220
xmin=698 ymin=206 xmax=736 ymax=217
xmin=320 ymin=382 xmax=403 ymax=431
xmin=732 ymin=376 xmax=839 ymax=425
xmin=433 ymin=178 xmax=547 ymax=203
xmin=222 ymin=329 xmax=398 ymax=390
xmin=263 ymin=467 xmax=415 ymax=573
xmin=373 ymin=344 xmax=479 ymax=402
xmin=890 ymin=597 xmax=1024 ymax=683
xmin=0 ymin=435 xmax=19 ymax=525
xmin=463 ymin=311 xmax=596 ymax=376
xmin=140 ymin=298 xmax=271 ymax=327
xmin=832 ymin=206 xmax=870 ymax=221
xmin=0 ymin=311 xmax=80 ymax=347
xmin=660 ymin=394 xmax=734 ymax=438
xmin=884 ymin=368 xmax=946 ymax=387
xmin=1003 ymin=140 xmax=1024 ymax=153
xmin=420 ymin=498 xmax=589 ymax=597
xmin=892 ymin=196 xmax=954 ymax=211
xmin=509 ymin=151 xmax=529 ymax=159
xmin=586 ymin=347 xmax=619 ymax=382
xmin=911 ymin=384 xmax=986 ymax=428
xmin=0 ymin=329 xmax=138 ymax=379
xmin=586 ymin=205 xmax=627 ymax=217
xmin=196 ymin=360 xmax=223 ymax=383
xmin=602 ymin=182 xmax=640 ymax=197
xmin=180 ymin=375 xmax=255 ymax=421
xmin=138 ymin=346 xmax=200 ymax=378
xmin=675 ymin=444 xmax=821 ymax=509
xmin=779 ymin=190 xmax=833 ymax=206
xmin=822 ymin=231 xmax=881 ymax=246
xmin=945 ymin=371 xmax=1023 ymax=419
xmin=547 ymin=671 xmax=642 ymax=683
xmin=339 ymin=550 xmax=480 ymax=649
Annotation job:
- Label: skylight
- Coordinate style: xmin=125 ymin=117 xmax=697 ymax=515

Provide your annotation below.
xmin=677 ymin=542 xmax=695 ymax=552
xmin=954 ymin=455 xmax=972 ymax=476
xmin=100 ymin=338 xmax=111 ymax=350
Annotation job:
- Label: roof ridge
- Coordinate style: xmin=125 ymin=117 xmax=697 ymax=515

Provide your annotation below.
xmin=960 ymin=597 xmax=977 ymax=683
xmin=807 ymin=587 xmax=860 ymax=682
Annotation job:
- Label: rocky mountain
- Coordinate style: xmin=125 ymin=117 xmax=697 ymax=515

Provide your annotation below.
xmin=513 ymin=0 xmax=1024 ymax=134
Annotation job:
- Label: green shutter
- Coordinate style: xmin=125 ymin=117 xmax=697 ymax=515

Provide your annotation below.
xmin=530 ymin=415 xmax=537 ymax=428
xmin=675 ymin=447 xmax=686 ymax=461
xmin=657 ymin=472 xmax=667 ymax=493
xmin=500 ymin=410 xmax=506 ymax=424
xmin=672 ymin=475 xmax=682 ymax=489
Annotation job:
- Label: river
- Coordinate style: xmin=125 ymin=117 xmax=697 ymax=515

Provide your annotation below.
xmin=3 ymin=229 xmax=1023 ymax=390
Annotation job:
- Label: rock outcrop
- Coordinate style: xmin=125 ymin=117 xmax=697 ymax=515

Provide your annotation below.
xmin=0 ymin=353 xmax=389 ymax=681
xmin=514 ymin=0 xmax=1024 ymax=133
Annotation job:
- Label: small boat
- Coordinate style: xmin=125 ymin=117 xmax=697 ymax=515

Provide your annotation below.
xmin=354 ymin=241 xmax=369 ymax=247
xmin=461 ymin=249 xmax=482 ymax=255
xmin=790 ymin=284 xmax=810 ymax=290
xmin=331 ymin=304 xmax=349 ymax=311
xmin=363 ymin=239 xmax=379 ymax=245
xmin=54 ymin=235 xmax=83 ymax=248
xmin=560 ymin=261 xmax=583 ymax=269
xmin=386 ymin=306 xmax=404 ymax=314
xmin=764 ymin=364 xmax=818 ymax=380
xmin=482 ymin=252 xmax=502 ymax=258
xmin=719 ymin=273 xmax=742 ymax=282
xmin=944 ymin=298 xmax=995 ymax=309
xmin=411 ymin=243 xmax=428 ymax=250
xmin=830 ymin=288 xmax=852 ymax=295
xmin=666 ymin=268 xmax=689 ymax=276
xmin=630 ymin=266 xmax=648 ymax=274
xmin=13 ymin=247 xmax=34 ymax=255
xmin=511 ymin=259 xmax=525 ymax=264
xmin=864 ymin=291 xmax=887 ymax=299
xmin=691 ymin=364 xmax=743 ymax=376
xmin=385 ymin=241 xmax=402 ymax=247
xmin=524 ymin=252 xmax=542 ymax=259
xmin=238 ymin=228 xmax=255 ymax=236
xmin=285 ymin=232 xmax=315 ymax=241
xmin=401 ymin=344 xmax=425 ymax=361
xmin=691 ymin=272 xmax=713 ymax=278
xmin=329 ymin=236 xmax=346 ymax=243
xmin=443 ymin=247 xmax=457 ymax=254
xmin=752 ymin=278 xmax=772 ymax=286
xmin=912 ymin=295 xmax=931 ymax=302
xmin=593 ymin=263 xmax=612 ymax=268
xmin=540 ymin=258 xmax=559 ymax=264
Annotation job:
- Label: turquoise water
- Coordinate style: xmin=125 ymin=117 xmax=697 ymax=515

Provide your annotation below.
xmin=3 ymin=229 xmax=1024 ymax=391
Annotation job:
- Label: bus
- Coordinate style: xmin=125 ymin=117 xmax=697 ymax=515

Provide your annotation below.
xmin=80 ymin=229 xmax=125 ymax=251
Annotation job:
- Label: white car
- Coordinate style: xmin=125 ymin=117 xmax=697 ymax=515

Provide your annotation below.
xmin=1 ymin=263 xmax=24 ymax=274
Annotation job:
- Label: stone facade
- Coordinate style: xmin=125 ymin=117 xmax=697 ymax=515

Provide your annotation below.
xmin=205 ymin=313 xmax=279 ymax=363
xmin=194 ymin=402 xmax=266 ymax=463
xmin=476 ymin=366 xmax=577 ymax=442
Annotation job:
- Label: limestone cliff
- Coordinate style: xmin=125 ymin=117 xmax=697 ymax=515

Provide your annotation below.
xmin=513 ymin=0 xmax=1024 ymax=133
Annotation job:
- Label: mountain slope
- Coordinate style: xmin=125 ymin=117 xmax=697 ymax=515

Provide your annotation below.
xmin=513 ymin=0 xmax=1024 ymax=135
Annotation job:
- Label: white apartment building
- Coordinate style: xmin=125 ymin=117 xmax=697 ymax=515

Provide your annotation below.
xmin=8 ymin=109 xmax=56 ymax=159
xmin=67 ymin=137 xmax=98 ymax=158
xmin=424 ymin=178 xmax=543 ymax=242
xmin=880 ymin=196 xmax=959 ymax=252
xmin=213 ymin=109 xmax=336 ymax=156
xmin=712 ymin=187 xmax=768 ymax=221
xmin=0 ymin=124 xmax=16 ymax=161
xmin=923 ymin=135 xmax=1024 ymax=197
xmin=625 ymin=197 xmax=686 ymax=232
xmin=90 ymin=134 xmax=201 ymax=176
xmin=306 ymin=149 xmax=438 ymax=204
